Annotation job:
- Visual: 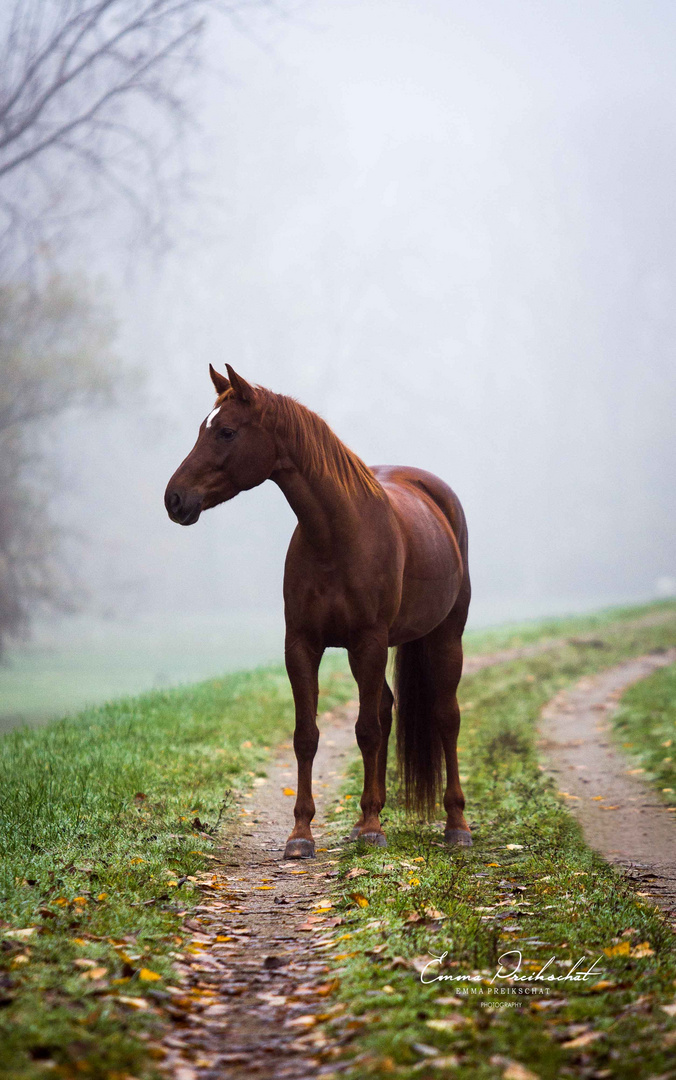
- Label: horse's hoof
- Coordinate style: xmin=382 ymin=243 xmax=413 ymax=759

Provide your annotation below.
xmin=445 ymin=828 xmax=472 ymax=847
xmin=358 ymin=832 xmax=387 ymax=847
xmin=283 ymin=838 xmax=315 ymax=859
xmin=348 ymin=826 xmax=362 ymax=841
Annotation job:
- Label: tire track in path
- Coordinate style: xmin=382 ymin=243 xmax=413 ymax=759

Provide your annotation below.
xmin=538 ymin=649 xmax=676 ymax=918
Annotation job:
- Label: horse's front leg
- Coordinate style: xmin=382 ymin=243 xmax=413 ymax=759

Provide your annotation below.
xmin=284 ymin=634 xmax=323 ymax=859
xmin=348 ymin=632 xmax=389 ymax=847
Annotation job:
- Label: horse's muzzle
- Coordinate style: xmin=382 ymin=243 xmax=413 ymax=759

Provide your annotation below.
xmin=164 ymin=487 xmax=203 ymax=526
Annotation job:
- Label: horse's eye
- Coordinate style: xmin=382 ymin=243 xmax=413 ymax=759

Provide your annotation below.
xmin=218 ymin=427 xmax=236 ymax=441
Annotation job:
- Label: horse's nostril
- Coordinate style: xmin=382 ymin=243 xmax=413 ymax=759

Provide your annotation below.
xmin=168 ymin=491 xmax=182 ymax=514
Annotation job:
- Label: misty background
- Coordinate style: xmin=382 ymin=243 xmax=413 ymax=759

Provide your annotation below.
xmin=2 ymin=0 xmax=675 ymax=723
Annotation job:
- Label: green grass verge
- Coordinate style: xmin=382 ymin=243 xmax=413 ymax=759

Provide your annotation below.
xmin=317 ymin=613 xmax=676 ymax=1079
xmin=0 ymin=656 xmax=355 ymax=1080
xmin=461 ymin=598 xmax=675 ymax=655
xmin=611 ymin=661 xmax=676 ymax=809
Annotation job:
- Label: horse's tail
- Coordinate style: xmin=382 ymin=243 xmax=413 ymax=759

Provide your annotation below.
xmin=394 ymin=636 xmax=443 ymax=818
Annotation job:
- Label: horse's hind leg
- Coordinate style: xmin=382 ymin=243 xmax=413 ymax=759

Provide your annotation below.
xmin=426 ymin=606 xmax=471 ymax=846
xmin=349 ymin=676 xmax=394 ymax=841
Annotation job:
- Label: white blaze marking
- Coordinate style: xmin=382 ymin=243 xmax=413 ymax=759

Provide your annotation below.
xmin=205 ymin=406 xmax=221 ymax=428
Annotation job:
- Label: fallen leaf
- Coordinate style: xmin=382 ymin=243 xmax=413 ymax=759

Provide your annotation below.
xmin=286 ymin=1014 xmax=317 ymax=1028
xmin=283 ymin=788 xmax=296 ymax=797
xmin=138 ymin=968 xmax=162 ymax=982
xmin=505 ymin=844 xmax=524 ymax=851
xmin=346 ymin=868 xmax=369 ymax=880
xmin=426 ymin=1016 xmax=466 ymax=1032
xmin=600 ymin=805 xmax=620 ymax=811
xmin=603 ymin=942 xmax=630 ymax=957
xmin=503 ymin=1064 xmax=540 ymax=1080
xmin=661 ymin=1002 xmax=676 ymax=1017
xmin=82 ymin=966 xmax=108 ymax=980
xmin=3 ymin=927 xmax=37 ymax=940
xmin=115 ymin=995 xmax=150 ymax=1010
xmin=630 ymin=942 xmax=655 ymax=958
xmin=350 ymin=892 xmax=369 ymax=908
xmin=562 ymin=1030 xmax=603 ymax=1049
xmin=424 ymin=908 xmax=448 ymax=920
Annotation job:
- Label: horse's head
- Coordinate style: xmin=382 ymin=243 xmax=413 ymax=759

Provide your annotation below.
xmin=164 ymin=365 xmax=277 ymax=525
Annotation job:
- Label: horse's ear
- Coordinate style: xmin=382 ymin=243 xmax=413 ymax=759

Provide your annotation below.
xmin=209 ymin=364 xmax=231 ymax=396
xmin=225 ymin=364 xmax=254 ymax=403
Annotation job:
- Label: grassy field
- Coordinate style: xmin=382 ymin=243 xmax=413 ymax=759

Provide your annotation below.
xmin=0 ymin=600 xmax=674 ymax=1079
xmin=611 ymin=663 xmax=676 ymax=809
xmin=0 ymin=656 xmax=355 ymax=1079
xmin=313 ymin=607 xmax=676 ymax=1079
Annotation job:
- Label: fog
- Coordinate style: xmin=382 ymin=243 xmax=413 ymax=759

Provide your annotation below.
xmin=23 ymin=0 xmax=676 ymax=692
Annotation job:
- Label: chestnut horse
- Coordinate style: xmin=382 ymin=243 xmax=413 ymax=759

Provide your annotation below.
xmin=165 ymin=366 xmax=471 ymax=858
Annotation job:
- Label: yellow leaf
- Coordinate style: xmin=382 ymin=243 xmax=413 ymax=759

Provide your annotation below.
xmin=215 ymin=935 xmax=232 ymax=942
xmin=130 ymin=858 xmax=145 ymax=865
xmin=96 ymin=893 xmax=108 ymax=902
xmin=73 ymin=897 xmax=87 ymax=905
xmin=591 ymin=796 xmax=604 ymax=801
xmin=73 ymin=938 xmax=87 ymax=946
xmin=256 ymin=885 xmax=273 ymax=890
xmin=603 ymin=941 xmax=631 ymax=957
xmin=283 ymin=788 xmax=296 ymax=796
xmin=600 ymin=805 xmax=620 ymax=811
xmin=350 ymin=892 xmax=369 ymax=908
xmin=486 ymin=863 xmax=499 ymax=867
xmin=631 ymin=942 xmax=655 ymax=958
xmin=138 ymin=968 xmax=161 ymax=981
xmin=412 ymin=857 xmax=425 ymax=863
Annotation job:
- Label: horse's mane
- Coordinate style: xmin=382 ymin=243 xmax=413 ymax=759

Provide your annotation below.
xmin=216 ymin=386 xmax=384 ymax=499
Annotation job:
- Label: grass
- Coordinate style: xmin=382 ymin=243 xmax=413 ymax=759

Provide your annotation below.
xmin=314 ymin=609 xmax=676 ymax=1079
xmin=1 ymin=599 xmax=675 ymax=1079
xmin=0 ymin=655 xmax=355 ymax=1079
xmin=611 ymin=662 xmax=676 ymax=808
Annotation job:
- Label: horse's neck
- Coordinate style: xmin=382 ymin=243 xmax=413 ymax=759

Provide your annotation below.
xmin=272 ymin=465 xmax=363 ymax=559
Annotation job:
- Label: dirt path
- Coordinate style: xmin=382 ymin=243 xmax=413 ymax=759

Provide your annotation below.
xmin=538 ymin=649 xmax=676 ymax=918
xmin=159 ymin=699 xmax=361 ymax=1080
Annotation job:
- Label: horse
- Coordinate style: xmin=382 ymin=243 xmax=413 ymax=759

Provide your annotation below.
xmin=165 ymin=365 xmax=471 ymax=858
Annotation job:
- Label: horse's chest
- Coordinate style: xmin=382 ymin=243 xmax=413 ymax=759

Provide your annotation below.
xmin=284 ymin=565 xmax=387 ymax=644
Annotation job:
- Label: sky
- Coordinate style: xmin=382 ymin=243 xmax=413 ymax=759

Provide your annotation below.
xmin=50 ymin=0 xmax=676 ymax=647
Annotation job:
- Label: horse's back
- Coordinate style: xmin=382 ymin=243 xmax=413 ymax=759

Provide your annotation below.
xmin=371 ymin=465 xmax=467 ymax=554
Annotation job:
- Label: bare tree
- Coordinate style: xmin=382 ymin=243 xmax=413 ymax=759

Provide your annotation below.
xmin=0 ymin=0 xmax=283 ymax=257
xmin=0 ymin=275 xmax=119 ymax=655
